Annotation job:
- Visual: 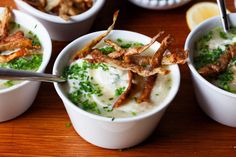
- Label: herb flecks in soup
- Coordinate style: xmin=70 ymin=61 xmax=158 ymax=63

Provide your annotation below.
xmin=0 ymin=7 xmax=43 ymax=89
xmin=63 ymin=11 xmax=187 ymax=118
xmin=194 ymin=27 xmax=236 ymax=93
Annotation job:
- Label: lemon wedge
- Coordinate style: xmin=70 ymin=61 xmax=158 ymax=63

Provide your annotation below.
xmin=186 ymin=2 xmax=230 ymax=31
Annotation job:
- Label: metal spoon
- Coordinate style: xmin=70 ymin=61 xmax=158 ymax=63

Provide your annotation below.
xmin=217 ymin=0 xmax=230 ymax=33
xmin=0 ymin=68 xmax=66 ymax=83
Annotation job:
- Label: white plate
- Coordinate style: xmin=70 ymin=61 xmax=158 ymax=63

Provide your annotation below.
xmin=129 ymin=0 xmax=192 ymax=10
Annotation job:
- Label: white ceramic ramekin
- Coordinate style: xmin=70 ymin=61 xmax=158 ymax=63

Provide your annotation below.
xmin=185 ymin=13 xmax=236 ymax=127
xmin=0 ymin=8 xmax=51 ymax=122
xmin=128 ymin=0 xmax=192 ymax=10
xmin=14 ymin=0 xmax=105 ymax=41
xmin=53 ymin=30 xmax=180 ymax=149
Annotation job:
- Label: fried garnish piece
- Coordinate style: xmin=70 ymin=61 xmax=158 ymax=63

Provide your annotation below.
xmin=137 ymin=35 xmax=173 ymax=103
xmin=0 ymin=48 xmax=28 ymax=63
xmin=151 ymin=34 xmax=174 ymax=67
xmin=113 ymin=71 xmax=133 ymax=108
xmin=23 ymin=0 xmax=47 ymax=11
xmin=107 ymin=32 xmax=164 ymax=59
xmin=105 ymin=39 xmax=122 ymax=51
xmin=91 ymin=49 xmax=170 ymax=77
xmin=0 ymin=7 xmax=12 ymax=39
xmin=45 ymin=0 xmax=61 ymax=12
xmin=1 ymin=31 xmax=24 ymax=42
xmin=198 ymin=44 xmax=236 ymax=77
xmin=72 ymin=10 xmax=119 ymax=60
xmin=0 ymin=37 xmax=34 ymax=51
xmin=125 ymin=50 xmax=188 ymax=66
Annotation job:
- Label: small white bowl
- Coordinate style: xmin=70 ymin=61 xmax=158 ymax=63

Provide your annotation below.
xmin=53 ymin=30 xmax=180 ymax=149
xmin=14 ymin=0 xmax=105 ymax=41
xmin=128 ymin=0 xmax=192 ymax=10
xmin=0 ymin=8 xmax=51 ymax=122
xmin=185 ymin=13 xmax=236 ymax=127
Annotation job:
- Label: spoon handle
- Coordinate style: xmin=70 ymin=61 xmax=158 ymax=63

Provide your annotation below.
xmin=0 ymin=68 xmax=66 ymax=83
xmin=217 ymin=0 xmax=230 ymax=33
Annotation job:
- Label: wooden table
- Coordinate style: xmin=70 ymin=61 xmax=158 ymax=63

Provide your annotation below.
xmin=1 ymin=0 xmax=236 ymax=156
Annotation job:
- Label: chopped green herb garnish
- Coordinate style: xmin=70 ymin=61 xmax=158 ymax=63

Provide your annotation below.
xmin=155 ymin=93 xmax=159 ymax=96
xmin=115 ymin=87 xmax=126 ymax=97
xmin=217 ymin=70 xmax=234 ymax=92
xmin=3 ymin=54 xmax=43 ymax=71
xmin=109 ymin=97 xmax=114 ymax=101
xmin=219 ymin=31 xmax=228 ymax=39
xmin=99 ymin=46 xmax=115 ymax=55
xmin=111 ymin=117 xmax=115 ymax=121
xmin=3 ymin=80 xmax=14 ymax=87
xmin=27 ymin=31 xmax=41 ymax=47
xmin=121 ymin=43 xmax=132 ymax=49
xmin=131 ymin=112 xmax=137 ymax=116
xmin=65 ymin=122 xmax=71 ymax=128
xmin=117 ymin=38 xmax=123 ymax=43
xmin=194 ymin=48 xmax=223 ymax=69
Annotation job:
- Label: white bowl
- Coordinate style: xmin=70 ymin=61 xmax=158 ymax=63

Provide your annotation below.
xmin=185 ymin=13 xmax=236 ymax=127
xmin=128 ymin=0 xmax=192 ymax=10
xmin=53 ymin=30 xmax=180 ymax=149
xmin=14 ymin=0 xmax=105 ymax=41
xmin=0 ymin=8 xmax=52 ymax=122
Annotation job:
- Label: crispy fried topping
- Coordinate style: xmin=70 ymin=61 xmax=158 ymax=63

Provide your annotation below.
xmin=72 ymin=10 xmax=119 ymax=60
xmin=0 ymin=7 xmax=12 ymax=39
xmin=24 ymin=0 xmax=93 ymax=20
xmin=0 ymin=7 xmax=42 ymax=63
xmin=138 ymin=35 xmax=173 ymax=103
xmin=90 ymin=49 xmax=170 ymax=77
xmin=0 ymin=48 xmax=28 ymax=63
xmin=113 ymin=71 xmax=133 ymax=108
xmin=198 ymin=45 xmax=236 ymax=77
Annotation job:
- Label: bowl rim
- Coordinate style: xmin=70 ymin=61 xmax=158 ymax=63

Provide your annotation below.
xmin=0 ymin=8 xmax=52 ymax=94
xmin=185 ymin=13 xmax=236 ymax=98
xmin=53 ymin=30 xmax=180 ymax=123
xmin=14 ymin=0 xmax=105 ymax=24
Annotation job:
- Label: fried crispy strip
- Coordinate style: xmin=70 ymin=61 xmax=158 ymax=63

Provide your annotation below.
xmin=0 ymin=48 xmax=28 ymax=63
xmin=72 ymin=10 xmax=119 ymax=60
xmin=1 ymin=31 xmax=24 ymax=42
xmin=138 ymin=35 xmax=173 ymax=103
xmin=104 ymin=39 xmax=122 ymax=51
xmin=198 ymin=44 xmax=236 ymax=77
xmin=45 ymin=0 xmax=61 ymax=12
xmin=0 ymin=37 xmax=33 ymax=51
xmin=126 ymin=50 xmax=188 ymax=66
xmin=91 ymin=49 xmax=170 ymax=77
xmin=113 ymin=71 xmax=133 ymax=108
xmin=108 ymin=32 xmax=164 ymax=59
xmin=0 ymin=7 xmax=12 ymax=39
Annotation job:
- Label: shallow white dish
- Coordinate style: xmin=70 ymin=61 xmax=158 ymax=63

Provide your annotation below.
xmin=185 ymin=13 xmax=236 ymax=127
xmin=0 ymin=8 xmax=52 ymax=122
xmin=53 ymin=30 xmax=180 ymax=149
xmin=14 ymin=0 xmax=105 ymax=41
xmin=128 ymin=0 xmax=192 ymax=10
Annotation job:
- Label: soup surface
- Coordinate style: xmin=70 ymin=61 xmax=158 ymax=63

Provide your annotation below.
xmin=0 ymin=22 xmax=43 ymax=89
xmin=63 ymin=39 xmax=172 ymax=118
xmin=194 ymin=27 xmax=236 ymax=92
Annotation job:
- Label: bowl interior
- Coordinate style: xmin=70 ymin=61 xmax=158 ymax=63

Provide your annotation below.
xmin=185 ymin=13 xmax=236 ymax=97
xmin=0 ymin=8 xmax=51 ymax=93
xmin=53 ymin=30 xmax=180 ymax=122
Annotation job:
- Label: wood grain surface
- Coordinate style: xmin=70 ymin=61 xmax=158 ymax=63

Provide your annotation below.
xmin=0 ymin=0 xmax=236 ymax=156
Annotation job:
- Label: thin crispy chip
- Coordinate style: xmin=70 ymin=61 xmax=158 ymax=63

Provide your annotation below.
xmin=113 ymin=71 xmax=133 ymax=108
xmin=45 ymin=0 xmax=61 ymax=12
xmin=138 ymin=35 xmax=173 ymax=103
xmin=0 ymin=7 xmax=12 ymax=39
xmin=72 ymin=10 xmax=119 ymax=60
xmin=0 ymin=48 xmax=28 ymax=63
xmin=91 ymin=49 xmax=170 ymax=77
xmin=0 ymin=37 xmax=33 ymax=51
